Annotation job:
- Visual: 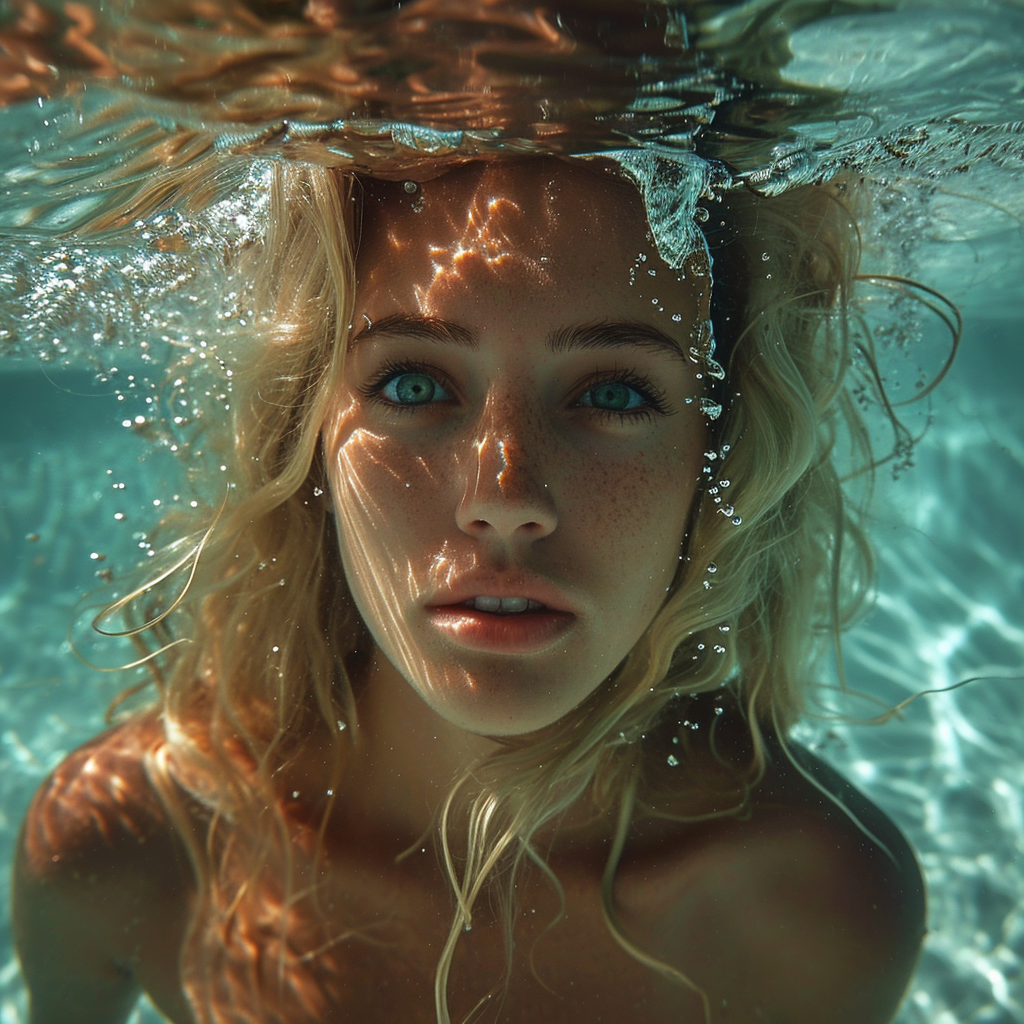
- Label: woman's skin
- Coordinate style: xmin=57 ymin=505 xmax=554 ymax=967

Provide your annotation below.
xmin=13 ymin=160 xmax=926 ymax=1024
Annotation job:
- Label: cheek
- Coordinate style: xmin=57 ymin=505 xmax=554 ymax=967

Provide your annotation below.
xmin=568 ymin=449 xmax=693 ymax=555
xmin=327 ymin=427 xmax=451 ymax=565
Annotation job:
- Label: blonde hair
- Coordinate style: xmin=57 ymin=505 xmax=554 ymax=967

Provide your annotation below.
xmin=108 ymin=157 xmax=884 ymax=1022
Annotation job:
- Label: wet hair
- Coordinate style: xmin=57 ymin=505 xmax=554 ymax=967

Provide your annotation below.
xmin=115 ymin=155 xmax=880 ymax=1022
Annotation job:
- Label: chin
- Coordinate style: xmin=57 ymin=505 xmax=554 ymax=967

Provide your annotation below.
xmin=423 ymin=679 xmax=595 ymax=739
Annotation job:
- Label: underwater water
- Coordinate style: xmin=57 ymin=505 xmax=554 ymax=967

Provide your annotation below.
xmin=0 ymin=0 xmax=1022 ymax=1022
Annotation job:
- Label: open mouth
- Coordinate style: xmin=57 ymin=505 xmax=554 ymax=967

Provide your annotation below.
xmin=460 ymin=596 xmax=547 ymax=615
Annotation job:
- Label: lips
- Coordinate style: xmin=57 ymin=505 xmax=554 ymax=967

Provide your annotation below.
xmin=426 ymin=604 xmax=574 ymax=654
xmin=425 ymin=575 xmax=576 ymax=653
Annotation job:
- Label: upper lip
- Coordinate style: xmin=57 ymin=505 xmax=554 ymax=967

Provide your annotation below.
xmin=426 ymin=574 xmax=576 ymax=614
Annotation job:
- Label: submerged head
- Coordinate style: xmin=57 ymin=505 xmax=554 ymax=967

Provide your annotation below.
xmin=321 ymin=159 xmax=712 ymax=736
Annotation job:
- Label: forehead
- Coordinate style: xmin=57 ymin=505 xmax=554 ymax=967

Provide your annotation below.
xmin=356 ymin=159 xmax=657 ymax=275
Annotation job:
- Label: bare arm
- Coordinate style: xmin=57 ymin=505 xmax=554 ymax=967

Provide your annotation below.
xmin=12 ymin=717 xmax=196 ymax=1024
xmin=13 ymin=832 xmax=142 ymax=1024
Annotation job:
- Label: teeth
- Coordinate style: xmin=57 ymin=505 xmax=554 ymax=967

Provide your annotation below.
xmin=462 ymin=596 xmax=546 ymax=614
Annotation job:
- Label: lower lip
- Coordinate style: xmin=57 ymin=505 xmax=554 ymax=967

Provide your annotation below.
xmin=425 ymin=605 xmax=575 ymax=654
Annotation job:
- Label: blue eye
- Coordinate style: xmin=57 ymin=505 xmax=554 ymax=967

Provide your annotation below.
xmin=578 ymin=381 xmax=648 ymax=412
xmin=380 ymin=371 xmax=451 ymax=405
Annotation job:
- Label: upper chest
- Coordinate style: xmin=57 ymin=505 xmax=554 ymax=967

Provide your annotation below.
xmin=168 ymin=831 xmax=712 ymax=1024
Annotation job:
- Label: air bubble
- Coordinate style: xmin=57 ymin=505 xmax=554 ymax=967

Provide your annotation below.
xmin=761 ymin=252 xmax=770 ymax=261
xmin=699 ymin=397 xmax=722 ymax=420
xmin=707 ymin=563 xmax=717 ymax=573
xmin=713 ymin=644 xmax=726 ymax=654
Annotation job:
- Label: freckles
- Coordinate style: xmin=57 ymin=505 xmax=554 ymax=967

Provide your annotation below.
xmin=573 ymin=453 xmax=655 ymax=537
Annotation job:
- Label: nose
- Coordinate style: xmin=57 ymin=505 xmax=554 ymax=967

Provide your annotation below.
xmin=456 ymin=416 xmax=557 ymax=542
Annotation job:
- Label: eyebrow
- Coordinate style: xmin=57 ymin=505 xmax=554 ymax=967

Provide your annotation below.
xmin=349 ymin=313 xmax=688 ymax=362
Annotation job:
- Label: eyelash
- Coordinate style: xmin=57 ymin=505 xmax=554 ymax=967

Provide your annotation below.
xmin=571 ymin=368 xmax=671 ymax=422
xmin=358 ymin=359 xmax=671 ymax=421
xmin=357 ymin=358 xmax=453 ymax=412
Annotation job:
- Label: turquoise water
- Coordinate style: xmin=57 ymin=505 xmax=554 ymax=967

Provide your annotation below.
xmin=1 ymin=1 xmax=1023 ymax=1021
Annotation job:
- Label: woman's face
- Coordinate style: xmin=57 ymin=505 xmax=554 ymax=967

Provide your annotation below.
xmin=323 ymin=159 xmax=710 ymax=737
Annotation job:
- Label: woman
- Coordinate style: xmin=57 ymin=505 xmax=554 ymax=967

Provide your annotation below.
xmin=13 ymin=155 xmax=926 ymax=1023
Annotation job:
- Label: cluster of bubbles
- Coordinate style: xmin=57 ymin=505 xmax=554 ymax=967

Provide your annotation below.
xmin=702 ymin=444 xmax=740 ymax=526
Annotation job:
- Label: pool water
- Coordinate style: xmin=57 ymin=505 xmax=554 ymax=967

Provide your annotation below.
xmin=1 ymin=1 xmax=1022 ymax=1022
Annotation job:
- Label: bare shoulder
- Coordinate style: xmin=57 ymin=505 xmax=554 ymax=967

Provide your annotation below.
xmin=619 ymin=740 xmax=925 ymax=1024
xmin=18 ymin=712 xmax=175 ymax=878
xmin=13 ymin=712 xmax=197 ymax=1024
